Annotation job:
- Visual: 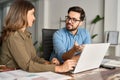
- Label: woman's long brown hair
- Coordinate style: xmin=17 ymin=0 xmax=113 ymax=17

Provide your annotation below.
xmin=0 ymin=0 xmax=35 ymax=45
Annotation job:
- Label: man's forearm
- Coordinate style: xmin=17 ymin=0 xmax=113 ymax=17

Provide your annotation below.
xmin=62 ymin=48 xmax=76 ymax=61
xmin=71 ymin=55 xmax=80 ymax=62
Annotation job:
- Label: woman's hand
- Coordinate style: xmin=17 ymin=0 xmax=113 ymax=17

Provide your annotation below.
xmin=55 ymin=59 xmax=77 ymax=72
xmin=71 ymin=55 xmax=80 ymax=62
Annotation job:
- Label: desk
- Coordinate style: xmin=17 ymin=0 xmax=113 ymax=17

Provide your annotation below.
xmin=65 ymin=68 xmax=120 ymax=80
xmin=63 ymin=56 xmax=120 ymax=80
xmin=1 ymin=56 xmax=120 ymax=80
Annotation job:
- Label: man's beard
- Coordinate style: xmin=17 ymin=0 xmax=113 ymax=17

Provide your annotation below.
xmin=66 ymin=23 xmax=79 ymax=31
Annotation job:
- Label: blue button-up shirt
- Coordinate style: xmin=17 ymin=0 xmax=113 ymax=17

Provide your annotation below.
xmin=50 ymin=27 xmax=91 ymax=63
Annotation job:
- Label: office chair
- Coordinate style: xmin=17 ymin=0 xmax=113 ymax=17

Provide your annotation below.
xmin=42 ymin=28 xmax=58 ymax=61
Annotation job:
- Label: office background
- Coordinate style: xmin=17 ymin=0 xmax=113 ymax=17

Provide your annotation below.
xmin=0 ymin=0 xmax=120 ymax=55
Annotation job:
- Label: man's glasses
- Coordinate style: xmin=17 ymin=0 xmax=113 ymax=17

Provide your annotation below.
xmin=65 ymin=16 xmax=81 ymax=23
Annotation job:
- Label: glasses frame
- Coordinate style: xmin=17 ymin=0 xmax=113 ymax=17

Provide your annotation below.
xmin=65 ymin=16 xmax=81 ymax=23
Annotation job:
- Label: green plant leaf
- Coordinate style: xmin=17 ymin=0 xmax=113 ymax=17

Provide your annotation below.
xmin=91 ymin=34 xmax=98 ymax=39
xmin=91 ymin=15 xmax=104 ymax=24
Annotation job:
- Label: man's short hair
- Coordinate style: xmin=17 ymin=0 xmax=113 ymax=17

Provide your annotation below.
xmin=68 ymin=6 xmax=85 ymax=21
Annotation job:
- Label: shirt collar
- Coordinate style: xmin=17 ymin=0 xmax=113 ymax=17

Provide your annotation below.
xmin=17 ymin=30 xmax=32 ymax=40
xmin=65 ymin=27 xmax=80 ymax=36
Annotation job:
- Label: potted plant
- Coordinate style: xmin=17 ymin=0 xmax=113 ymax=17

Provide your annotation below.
xmin=90 ymin=15 xmax=104 ymax=39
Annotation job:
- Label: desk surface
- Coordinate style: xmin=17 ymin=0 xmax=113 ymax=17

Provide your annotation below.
xmin=65 ymin=67 xmax=120 ymax=80
xmin=62 ymin=56 xmax=120 ymax=80
xmin=1 ymin=56 xmax=120 ymax=80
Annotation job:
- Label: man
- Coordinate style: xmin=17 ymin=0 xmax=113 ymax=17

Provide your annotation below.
xmin=50 ymin=6 xmax=91 ymax=64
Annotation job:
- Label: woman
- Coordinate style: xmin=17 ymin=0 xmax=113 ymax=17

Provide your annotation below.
xmin=0 ymin=0 xmax=76 ymax=72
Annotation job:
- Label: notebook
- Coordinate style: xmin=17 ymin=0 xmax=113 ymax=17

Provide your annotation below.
xmin=72 ymin=43 xmax=110 ymax=73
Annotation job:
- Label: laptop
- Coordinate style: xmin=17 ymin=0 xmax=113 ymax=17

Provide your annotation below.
xmin=72 ymin=43 xmax=110 ymax=73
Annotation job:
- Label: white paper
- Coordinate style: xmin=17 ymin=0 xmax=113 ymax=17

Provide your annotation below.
xmin=0 ymin=70 xmax=71 ymax=80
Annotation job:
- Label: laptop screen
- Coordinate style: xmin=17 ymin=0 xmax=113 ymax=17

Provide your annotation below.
xmin=72 ymin=43 xmax=110 ymax=73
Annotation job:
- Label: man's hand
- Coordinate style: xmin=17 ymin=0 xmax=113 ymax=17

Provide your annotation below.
xmin=51 ymin=58 xmax=60 ymax=65
xmin=74 ymin=41 xmax=84 ymax=52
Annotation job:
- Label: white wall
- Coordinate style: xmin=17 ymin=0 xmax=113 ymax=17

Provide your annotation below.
xmin=104 ymin=0 xmax=120 ymax=56
xmin=44 ymin=0 xmax=104 ymax=43
xmin=0 ymin=0 xmax=104 ymax=43
xmin=104 ymin=0 xmax=120 ymax=43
